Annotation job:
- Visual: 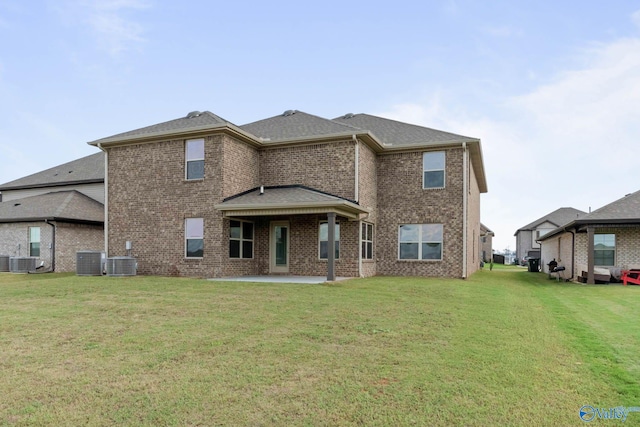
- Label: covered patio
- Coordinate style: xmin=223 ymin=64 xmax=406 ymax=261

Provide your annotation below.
xmin=215 ymin=185 xmax=369 ymax=281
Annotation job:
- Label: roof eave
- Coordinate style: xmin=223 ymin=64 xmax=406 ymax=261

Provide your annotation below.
xmin=88 ymin=123 xmax=262 ymax=148
xmin=0 ymin=179 xmax=104 ymax=192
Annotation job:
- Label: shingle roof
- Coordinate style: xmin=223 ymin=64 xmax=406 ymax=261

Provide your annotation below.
xmin=0 ymin=191 xmax=104 ymax=223
xmin=580 ymin=190 xmax=640 ymax=221
xmin=333 ymin=113 xmax=477 ymax=147
xmin=515 ymin=207 xmax=587 ymax=235
xmin=221 ymin=185 xmax=357 ymax=205
xmin=240 ymin=111 xmax=362 ymax=141
xmin=215 ymin=185 xmax=368 ymax=219
xmin=89 ymin=111 xmax=233 ymax=145
xmin=0 ymin=152 xmax=104 ymax=190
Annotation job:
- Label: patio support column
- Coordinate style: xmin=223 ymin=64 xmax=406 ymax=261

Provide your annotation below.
xmin=587 ymin=226 xmax=595 ymax=284
xmin=327 ymin=212 xmax=336 ymax=282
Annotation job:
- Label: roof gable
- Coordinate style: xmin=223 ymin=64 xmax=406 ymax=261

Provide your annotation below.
xmin=240 ymin=110 xmax=362 ymax=141
xmin=89 ymin=111 xmax=236 ymax=146
xmin=332 ymin=113 xmax=477 ymax=147
xmin=515 ymin=207 xmax=587 ymax=234
xmin=0 ymin=152 xmax=104 ymax=190
xmin=581 ymin=190 xmax=640 ymax=221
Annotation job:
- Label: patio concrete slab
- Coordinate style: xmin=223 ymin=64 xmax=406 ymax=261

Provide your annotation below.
xmin=208 ymin=276 xmax=350 ymax=284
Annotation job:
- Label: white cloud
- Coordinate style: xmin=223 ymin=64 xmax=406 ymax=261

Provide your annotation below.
xmin=55 ymin=0 xmax=150 ymax=57
xmin=481 ymin=25 xmax=524 ymax=38
xmin=374 ymin=34 xmax=640 ymax=252
xmin=632 ymin=10 xmax=640 ymax=28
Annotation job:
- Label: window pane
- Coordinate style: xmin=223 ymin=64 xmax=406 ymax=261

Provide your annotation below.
xmin=423 ymin=151 xmax=445 ymax=170
xmin=335 ymin=241 xmax=340 ymax=259
xmin=186 ymin=139 xmax=204 ymax=160
xmin=400 ymin=243 xmax=419 ymax=259
xmin=367 ymin=224 xmax=373 ymax=240
xmin=334 ymin=223 xmax=340 ymax=240
xmin=594 ymin=234 xmax=615 ymax=250
xmin=422 ymin=243 xmax=442 ymax=260
xmin=30 ymin=243 xmax=40 ymax=257
xmin=362 ymin=223 xmax=367 ymax=239
xmin=30 ymin=227 xmax=40 ymax=241
xmin=187 ymin=160 xmax=204 ymax=180
xmin=186 ymin=218 xmax=203 ymax=238
xmin=187 ymin=239 xmax=203 ymax=257
xmin=422 ymin=224 xmax=443 ymax=241
xmin=242 ymin=241 xmax=253 ymax=259
xmin=366 ymin=242 xmax=373 ymax=259
xmin=319 ymin=223 xmax=328 ymax=241
xmin=319 ymin=241 xmax=328 ymax=259
xmin=229 ymin=240 xmax=240 ymax=258
xmin=399 ymin=224 xmax=419 ymax=242
xmin=424 ymin=170 xmax=445 ymax=188
xmin=243 ymin=222 xmax=253 ymax=240
xmin=230 ymin=220 xmax=241 ymax=239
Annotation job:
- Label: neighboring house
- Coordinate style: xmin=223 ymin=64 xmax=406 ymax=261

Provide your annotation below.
xmin=0 ymin=153 xmax=105 ymax=272
xmin=514 ymin=207 xmax=586 ymax=263
xmin=89 ymin=110 xmax=488 ymax=279
xmin=539 ymin=190 xmax=640 ymax=283
xmin=480 ymin=223 xmax=494 ymax=263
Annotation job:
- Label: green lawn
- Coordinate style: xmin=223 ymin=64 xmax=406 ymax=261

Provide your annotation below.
xmin=1 ymin=269 xmax=639 ymax=426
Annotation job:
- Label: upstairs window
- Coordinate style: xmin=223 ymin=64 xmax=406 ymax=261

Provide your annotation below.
xmin=185 ymin=138 xmax=205 ymax=180
xmin=594 ymin=234 xmax=615 ymax=266
xmin=423 ymin=151 xmax=445 ymax=189
xmin=230 ymin=220 xmax=254 ymax=259
xmin=29 ymin=227 xmax=40 ymax=257
xmin=319 ymin=222 xmax=340 ymax=259
xmin=185 ymin=218 xmax=204 ymax=258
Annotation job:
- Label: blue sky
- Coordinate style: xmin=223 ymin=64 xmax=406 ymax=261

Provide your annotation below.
xmin=1 ymin=1 xmax=639 ymax=251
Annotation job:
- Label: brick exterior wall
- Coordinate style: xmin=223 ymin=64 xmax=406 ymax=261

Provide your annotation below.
xmin=375 ymin=148 xmax=466 ymax=278
xmin=540 ymin=231 xmax=574 ymax=275
xmin=54 ymin=222 xmax=104 ymax=272
xmin=0 ymin=221 xmax=102 ymax=272
xmin=105 ymin=130 xmax=482 ymax=279
xmin=259 ymin=141 xmax=356 ymax=201
xmin=574 ymin=227 xmax=640 ymax=275
xmin=358 ymin=141 xmax=377 ymax=277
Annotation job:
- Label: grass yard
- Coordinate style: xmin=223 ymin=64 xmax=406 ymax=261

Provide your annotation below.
xmin=1 ymin=268 xmax=640 ymax=426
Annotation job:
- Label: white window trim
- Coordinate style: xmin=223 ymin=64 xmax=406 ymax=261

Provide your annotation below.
xmin=423 ymin=151 xmax=446 ymax=189
xmin=594 ymin=233 xmax=616 ymax=267
xmin=185 ymin=138 xmax=205 ymax=180
xmin=398 ymin=224 xmax=443 ymax=261
xmin=29 ymin=226 xmax=41 ymax=257
xmin=362 ymin=222 xmax=374 ymax=260
xmin=185 ymin=218 xmax=204 ymax=259
xmin=319 ymin=221 xmax=340 ymax=260
xmin=229 ymin=219 xmax=254 ymax=259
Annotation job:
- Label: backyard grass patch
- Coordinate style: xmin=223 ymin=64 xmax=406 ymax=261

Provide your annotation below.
xmin=0 ymin=271 xmax=639 ymax=426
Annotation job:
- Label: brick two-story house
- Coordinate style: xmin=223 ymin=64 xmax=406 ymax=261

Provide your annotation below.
xmin=89 ymin=110 xmax=487 ymax=279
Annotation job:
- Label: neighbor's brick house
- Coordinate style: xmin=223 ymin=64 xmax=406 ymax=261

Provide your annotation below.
xmin=89 ymin=110 xmax=487 ymax=279
xmin=539 ymin=190 xmax=640 ymax=283
xmin=0 ymin=154 xmax=105 ymax=272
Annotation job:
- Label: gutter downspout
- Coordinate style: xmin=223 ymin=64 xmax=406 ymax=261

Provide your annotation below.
xmin=45 ymin=219 xmax=55 ymax=272
xmin=353 ymin=135 xmax=359 ymax=203
xmin=462 ymin=142 xmax=468 ymax=279
xmin=353 ymin=135 xmax=362 ymax=278
xmin=97 ymin=143 xmax=108 ymax=256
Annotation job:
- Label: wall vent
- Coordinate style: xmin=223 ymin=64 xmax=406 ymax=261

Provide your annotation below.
xmin=0 ymin=255 xmax=9 ymax=272
xmin=9 ymin=257 xmax=36 ymax=273
xmin=106 ymin=257 xmax=137 ymax=277
xmin=77 ymin=251 xmax=105 ymax=276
